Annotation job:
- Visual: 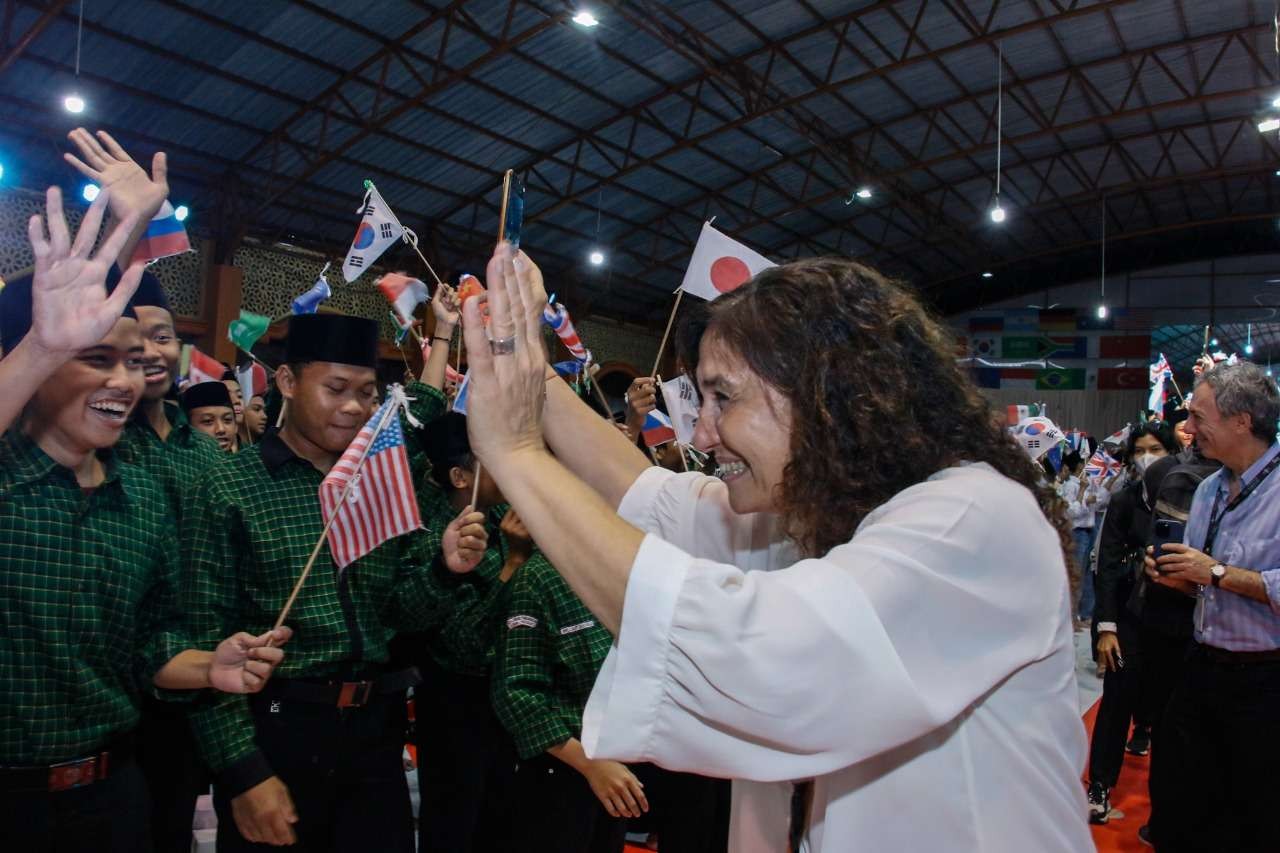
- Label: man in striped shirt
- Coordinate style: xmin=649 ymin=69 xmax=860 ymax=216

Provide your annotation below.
xmin=1144 ymin=361 xmax=1280 ymax=853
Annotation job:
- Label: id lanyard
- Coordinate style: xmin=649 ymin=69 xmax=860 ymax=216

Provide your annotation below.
xmin=1202 ymin=451 xmax=1280 ymax=558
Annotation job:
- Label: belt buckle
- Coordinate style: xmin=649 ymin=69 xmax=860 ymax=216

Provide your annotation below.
xmin=336 ymin=680 xmax=373 ymax=709
xmin=48 ymin=755 xmax=101 ymax=792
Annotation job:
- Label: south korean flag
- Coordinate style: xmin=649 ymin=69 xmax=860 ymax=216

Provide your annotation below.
xmin=342 ymin=184 xmax=404 ymax=282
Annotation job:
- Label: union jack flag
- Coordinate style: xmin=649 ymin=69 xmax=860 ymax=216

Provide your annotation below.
xmin=1085 ymin=449 xmax=1123 ymax=482
xmin=320 ymin=392 xmax=422 ymax=570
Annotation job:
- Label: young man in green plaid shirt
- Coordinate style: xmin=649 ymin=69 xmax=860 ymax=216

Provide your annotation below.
xmin=0 ymin=185 xmax=289 ymax=853
xmin=491 ymin=543 xmax=645 ymax=853
xmin=182 ymin=298 xmax=490 ymax=851
xmin=391 ymin=411 xmax=534 ymax=853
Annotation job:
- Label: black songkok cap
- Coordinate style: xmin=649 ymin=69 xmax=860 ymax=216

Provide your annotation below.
xmin=181 ymin=380 xmax=234 ymax=413
xmin=285 ymin=313 xmax=379 ymax=368
xmin=0 ymin=271 xmax=136 ymax=353
xmin=122 ymin=267 xmax=171 ymax=314
xmin=424 ymin=412 xmax=471 ymax=472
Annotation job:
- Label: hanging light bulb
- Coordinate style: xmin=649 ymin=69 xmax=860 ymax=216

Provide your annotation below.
xmin=63 ymin=93 xmax=86 ymax=114
xmin=989 ymin=202 xmax=1006 ymax=224
xmin=588 ymin=249 xmax=605 ymax=266
xmin=1096 ymin=304 xmax=1108 ymax=319
xmin=1245 ymin=323 xmax=1254 ymax=355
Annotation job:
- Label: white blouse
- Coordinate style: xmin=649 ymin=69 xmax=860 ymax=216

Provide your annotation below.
xmin=583 ymin=463 xmax=1091 ymax=852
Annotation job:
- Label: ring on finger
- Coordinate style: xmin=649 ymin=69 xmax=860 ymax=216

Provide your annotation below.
xmin=489 ymin=335 xmax=517 ymax=356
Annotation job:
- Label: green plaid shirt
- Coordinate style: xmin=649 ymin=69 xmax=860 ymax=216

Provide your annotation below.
xmin=116 ymin=400 xmax=224 ymax=520
xmin=392 ymin=489 xmax=514 ymax=677
xmin=491 ymin=555 xmax=614 ymax=759
xmin=0 ymin=429 xmax=188 ymax=765
xmin=182 ymin=383 xmax=460 ymax=792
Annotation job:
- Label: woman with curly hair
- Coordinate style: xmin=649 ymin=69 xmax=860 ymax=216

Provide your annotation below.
xmin=458 ymin=245 xmax=1091 ymax=853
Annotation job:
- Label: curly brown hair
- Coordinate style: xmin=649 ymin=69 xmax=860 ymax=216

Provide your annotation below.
xmin=675 ymin=257 xmax=1075 ymax=576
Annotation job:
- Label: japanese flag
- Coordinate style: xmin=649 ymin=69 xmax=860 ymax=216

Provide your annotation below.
xmin=343 ymin=186 xmax=403 ymax=282
xmin=679 ymin=222 xmax=776 ymax=302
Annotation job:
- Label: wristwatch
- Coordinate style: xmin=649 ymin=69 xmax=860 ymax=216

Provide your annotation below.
xmin=1210 ymin=563 xmax=1227 ymax=588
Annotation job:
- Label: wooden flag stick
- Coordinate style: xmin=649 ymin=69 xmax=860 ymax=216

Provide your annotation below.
xmin=271 ymin=401 xmax=398 ymax=632
xmin=587 ymin=364 xmax=613 ymax=419
xmin=274 ymin=399 xmax=289 ymax=429
xmin=677 ymin=442 xmax=690 ymax=472
xmin=470 ymin=458 xmax=483 ymax=509
xmin=650 ymin=288 xmax=685 ymax=378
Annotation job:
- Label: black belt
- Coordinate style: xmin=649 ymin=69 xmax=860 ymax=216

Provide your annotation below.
xmin=263 ymin=667 xmax=420 ymax=709
xmin=0 ymin=735 xmax=135 ymax=794
xmin=1195 ymin=643 xmax=1280 ymax=665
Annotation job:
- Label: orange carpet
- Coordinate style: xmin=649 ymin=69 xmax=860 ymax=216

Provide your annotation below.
xmin=1083 ymin=699 xmax=1151 ymax=853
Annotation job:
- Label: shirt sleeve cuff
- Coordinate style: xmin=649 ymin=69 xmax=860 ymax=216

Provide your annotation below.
xmin=582 ymin=533 xmax=688 ymax=762
xmin=1097 ymin=621 xmax=1118 ymax=634
xmin=214 ymin=748 xmax=275 ymax=799
xmin=1260 ymin=568 xmax=1280 ymax=616
xmin=617 ymin=467 xmax=677 ymax=530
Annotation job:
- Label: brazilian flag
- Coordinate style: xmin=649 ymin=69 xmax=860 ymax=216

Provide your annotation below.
xmin=1036 ymin=367 xmax=1086 ymax=390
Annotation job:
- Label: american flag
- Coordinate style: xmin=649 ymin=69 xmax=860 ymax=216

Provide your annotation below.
xmin=320 ymin=396 xmax=422 ymax=570
xmin=1085 ymin=449 xmax=1123 ymax=482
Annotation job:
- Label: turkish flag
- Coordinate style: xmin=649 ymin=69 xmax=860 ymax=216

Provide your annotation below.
xmin=679 ymin=222 xmax=776 ymax=301
xmin=1098 ymin=367 xmax=1146 ymax=390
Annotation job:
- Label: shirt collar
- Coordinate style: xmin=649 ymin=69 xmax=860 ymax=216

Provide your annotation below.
xmin=259 ymin=430 xmax=299 ymax=472
xmin=1 ymin=428 xmax=129 ymax=498
xmin=1239 ymin=441 xmax=1280 ymax=487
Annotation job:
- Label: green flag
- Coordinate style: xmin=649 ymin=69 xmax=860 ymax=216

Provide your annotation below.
xmin=1036 ymin=367 xmax=1086 ymax=390
xmin=227 ymin=310 xmax=271 ymax=352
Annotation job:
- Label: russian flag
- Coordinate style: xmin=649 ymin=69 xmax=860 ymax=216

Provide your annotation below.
xmin=131 ymin=201 xmax=191 ymax=264
xmin=642 ymin=410 xmax=677 ymax=447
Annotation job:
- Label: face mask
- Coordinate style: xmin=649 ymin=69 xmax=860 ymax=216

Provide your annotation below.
xmin=1132 ymin=452 xmax=1160 ymax=474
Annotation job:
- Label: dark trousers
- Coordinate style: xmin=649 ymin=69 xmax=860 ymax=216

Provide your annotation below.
xmin=1141 ymin=626 xmax=1192 ymax=840
xmin=213 ymin=689 xmax=413 ymax=853
xmin=630 ymin=764 xmax=726 ymax=853
xmin=413 ymin=663 xmax=516 ymax=853
xmin=511 ymin=752 xmax=626 ymax=853
xmin=137 ymin=696 xmax=209 ymax=853
xmin=1088 ymin=615 xmax=1144 ymax=789
xmin=0 ymin=759 xmax=152 ymax=852
xmin=1149 ymin=645 xmax=1280 ymax=853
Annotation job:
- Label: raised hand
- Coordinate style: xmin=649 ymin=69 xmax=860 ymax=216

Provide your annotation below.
xmin=26 ymin=186 xmax=145 ymax=358
xmin=64 ymin=128 xmax=168 ymax=231
xmin=460 ymin=243 xmax=550 ymax=463
xmin=209 ymin=627 xmax=293 ymax=694
xmin=432 ymin=281 xmax=461 ymax=329
xmin=442 ymin=505 xmax=488 ymax=573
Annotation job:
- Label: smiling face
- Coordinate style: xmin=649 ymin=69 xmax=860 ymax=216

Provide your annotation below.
xmin=691 ymin=334 xmax=793 ymax=514
xmin=27 ymin=316 xmax=145 ymax=455
xmin=134 ymin=305 xmax=180 ymax=401
xmin=1184 ymin=384 xmax=1248 ymax=464
xmin=1173 ymin=417 xmax=1193 ymax=449
xmin=279 ymin=361 xmax=378 ymax=455
xmin=190 ymin=405 xmax=237 ymax=452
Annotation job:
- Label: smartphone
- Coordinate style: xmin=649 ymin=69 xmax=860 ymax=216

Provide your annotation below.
xmin=497 ymin=170 xmax=525 ymax=248
xmin=1150 ymin=518 xmax=1186 ymax=570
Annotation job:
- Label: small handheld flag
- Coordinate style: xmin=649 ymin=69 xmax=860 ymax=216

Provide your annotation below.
xmin=1085 ymin=449 xmax=1123 ymax=482
xmin=343 ymin=184 xmax=404 ymax=282
xmin=378 ymin=273 xmax=429 ymax=329
xmin=642 ymin=410 xmax=677 ymax=447
xmin=292 ymin=274 xmax=332 ymax=315
xmin=452 ymin=370 xmax=471 ymax=415
xmin=680 ymin=222 xmax=775 ymax=302
xmin=542 ymin=301 xmax=590 ymax=362
xmin=1148 ymin=353 xmax=1172 ymax=413
xmin=1005 ymin=403 xmax=1045 ymax=427
xmin=660 ymin=375 xmax=700 ymax=445
xmin=228 ymin=310 xmax=271 ymax=353
xmin=457 ymin=274 xmax=485 ymax=304
xmin=131 ymin=201 xmax=191 ymax=264
xmin=187 ymin=347 xmax=223 ymax=384
xmin=320 ymin=389 xmax=423 ymax=570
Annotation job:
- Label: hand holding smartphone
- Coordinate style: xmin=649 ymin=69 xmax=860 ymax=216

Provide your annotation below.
xmin=1150 ymin=518 xmax=1186 ymax=572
